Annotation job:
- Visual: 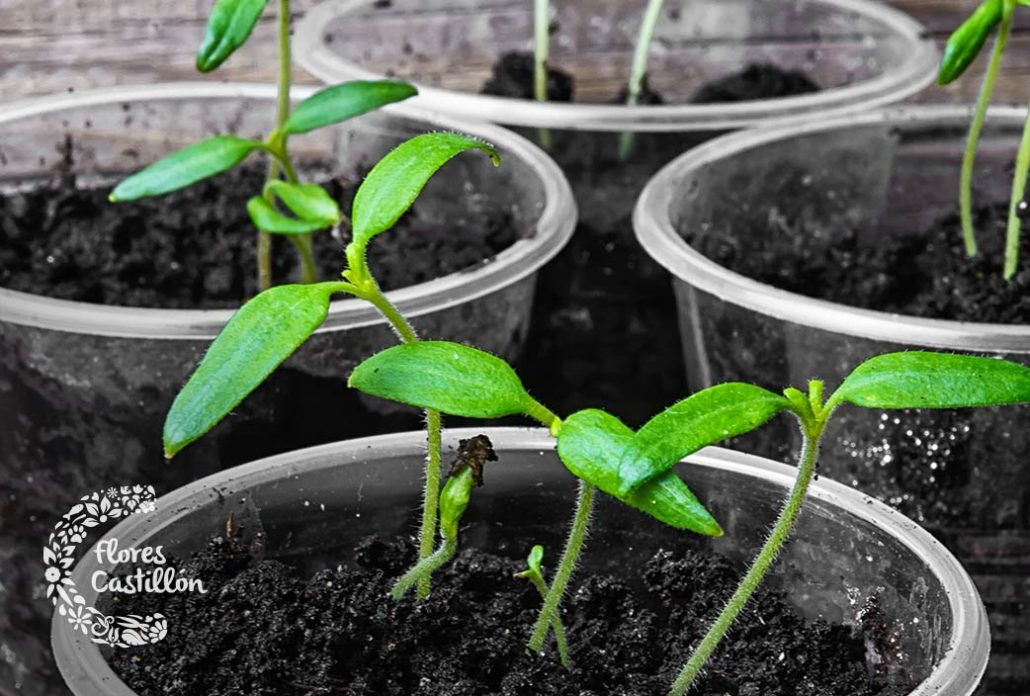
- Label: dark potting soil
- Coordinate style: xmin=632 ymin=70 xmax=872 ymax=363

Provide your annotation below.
xmin=689 ymin=63 xmax=820 ymax=104
xmin=479 ymin=54 xmax=822 ymax=427
xmin=106 ymin=536 xmax=909 ymax=696
xmin=685 ymin=199 xmax=1030 ymax=323
xmin=0 ymin=165 xmax=517 ymax=309
xmin=481 ymin=52 xmax=574 ymax=102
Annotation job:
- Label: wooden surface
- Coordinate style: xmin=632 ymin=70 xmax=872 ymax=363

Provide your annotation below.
xmin=3 ymin=0 xmax=1030 ymax=105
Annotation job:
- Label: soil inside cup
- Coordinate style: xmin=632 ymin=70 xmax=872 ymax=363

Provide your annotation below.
xmin=0 ymin=159 xmax=518 ymax=309
xmin=478 ymin=54 xmax=822 ymax=427
xmin=104 ymin=535 xmax=910 ymax=696
xmin=684 ymin=199 xmax=1030 ymax=324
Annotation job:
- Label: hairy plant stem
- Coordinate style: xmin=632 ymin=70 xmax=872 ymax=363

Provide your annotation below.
xmin=960 ymin=1 xmax=1013 ymax=258
xmin=527 ymin=480 xmax=595 ymax=654
xmin=390 ymin=537 xmax=456 ymax=600
xmin=667 ymin=418 xmax=824 ymax=696
xmin=356 ymin=271 xmax=444 ymax=599
xmin=533 ymin=0 xmax=552 ymax=150
xmin=1005 ymin=96 xmax=1030 ymax=279
xmin=618 ymin=0 xmax=665 ymax=160
xmin=523 ymin=570 xmax=571 ymax=667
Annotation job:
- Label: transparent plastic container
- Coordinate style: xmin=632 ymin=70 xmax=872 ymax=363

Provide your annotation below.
xmin=52 ymin=428 xmax=988 ymax=696
xmin=294 ymin=0 xmax=939 ymax=425
xmin=0 ymin=82 xmax=574 ymax=696
xmin=295 ymin=0 xmax=938 ymax=132
xmin=634 ymin=105 xmax=1030 ymax=692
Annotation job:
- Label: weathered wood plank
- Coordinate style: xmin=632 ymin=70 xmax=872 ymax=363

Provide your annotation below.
xmin=0 ymin=2 xmax=1029 ymax=105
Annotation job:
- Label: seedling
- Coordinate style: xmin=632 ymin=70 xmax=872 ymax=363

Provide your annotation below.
xmin=938 ymin=0 xmax=1030 ymax=279
xmin=162 ymin=130 xmax=501 ymax=601
xmin=515 ymin=546 xmax=571 ymax=668
xmin=109 ymin=0 xmax=416 ymax=291
xmin=533 ymin=0 xmax=553 ymax=149
xmin=391 ymin=435 xmax=496 ymax=599
xmin=347 ymin=340 xmax=1030 ymax=690
xmin=619 ymin=0 xmax=666 ymax=158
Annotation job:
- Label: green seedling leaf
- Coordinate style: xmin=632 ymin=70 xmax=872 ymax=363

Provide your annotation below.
xmin=197 ymin=0 xmax=271 ymax=72
xmin=348 ymin=341 xmax=530 ymax=418
xmin=164 ymin=282 xmax=344 ymax=458
xmin=283 ymin=81 xmax=418 ymax=135
xmin=617 ymin=384 xmax=790 ymax=496
xmin=349 ymin=132 xmax=499 ymax=255
xmin=440 ymin=467 xmax=475 ymax=540
xmin=832 ymin=351 xmax=1030 ymax=409
xmin=522 ymin=545 xmax=545 ymax=577
xmin=246 ymin=197 xmax=331 ymax=235
xmin=557 ymin=409 xmax=722 ymax=536
xmin=110 ymin=136 xmax=264 ymax=202
xmin=264 ymin=180 xmax=340 ymax=225
xmin=938 ymin=0 xmax=1004 ymax=84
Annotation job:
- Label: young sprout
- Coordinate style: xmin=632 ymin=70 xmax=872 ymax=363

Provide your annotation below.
xmin=391 ymin=435 xmax=496 ymax=599
xmin=109 ymin=0 xmax=416 ymax=291
xmin=161 ymin=131 xmax=500 ymax=600
xmin=619 ymin=0 xmax=666 ymax=159
xmin=348 ymin=341 xmax=1030 ymax=686
xmin=515 ymin=545 xmax=571 ymax=668
xmin=938 ymin=0 xmax=1028 ymax=277
xmin=533 ymin=0 xmax=553 ymax=149
xmin=348 ymin=340 xmax=745 ymax=665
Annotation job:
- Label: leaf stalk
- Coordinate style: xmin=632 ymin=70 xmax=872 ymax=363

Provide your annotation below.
xmin=959 ymin=0 xmax=1013 ymax=258
xmin=527 ymin=481 xmax=595 ymax=654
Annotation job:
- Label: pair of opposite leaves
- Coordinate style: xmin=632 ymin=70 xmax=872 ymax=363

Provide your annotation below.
xmin=348 ymin=341 xmax=1030 ymax=536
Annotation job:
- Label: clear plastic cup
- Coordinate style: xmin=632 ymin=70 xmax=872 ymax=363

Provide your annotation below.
xmin=634 ymin=104 xmax=1030 ymax=692
xmin=293 ymin=0 xmax=939 ymax=426
xmin=52 ymin=428 xmax=989 ymax=696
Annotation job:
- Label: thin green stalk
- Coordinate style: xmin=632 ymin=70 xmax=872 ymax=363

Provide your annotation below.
xmin=258 ymin=0 xmax=295 ymax=291
xmin=618 ymin=0 xmax=665 ymax=159
xmin=534 ymin=0 xmax=552 ymax=150
xmin=667 ymin=422 xmax=823 ymax=696
xmin=391 ymin=537 xmax=456 ymax=600
xmin=626 ymin=0 xmax=665 ymax=106
xmin=524 ymin=570 xmax=571 ymax=668
xmin=356 ymin=273 xmax=445 ymax=597
xmin=1005 ymin=97 xmax=1030 ymax=279
xmin=960 ymin=2 xmax=1013 ymax=258
xmin=524 ymin=397 xmax=561 ymax=434
xmin=417 ymin=410 xmax=443 ymax=598
xmin=527 ymin=481 xmax=595 ymax=652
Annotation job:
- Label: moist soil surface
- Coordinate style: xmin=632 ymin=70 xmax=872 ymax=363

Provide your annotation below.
xmin=0 ymin=164 xmax=517 ymax=308
xmin=685 ymin=200 xmax=1030 ymax=323
xmin=107 ymin=536 xmax=909 ymax=696
xmin=480 ymin=54 xmax=823 ymax=427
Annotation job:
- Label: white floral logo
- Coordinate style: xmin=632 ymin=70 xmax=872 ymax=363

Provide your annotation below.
xmin=45 ymin=485 xmax=203 ymax=648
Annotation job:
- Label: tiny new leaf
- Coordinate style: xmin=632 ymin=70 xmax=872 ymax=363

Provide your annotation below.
xmin=349 ymin=132 xmax=499 ymax=256
xmin=264 ymin=180 xmax=340 ymax=225
xmin=524 ymin=545 xmax=545 ymax=576
xmin=831 ymin=351 xmax=1030 ymax=410
xmin=556 ymin=409 xmax=722 ymax=536
xmin=283 ymin=81 xmax=418 ymax=136
xmin=439 ymin=466 xmax=475 ymax=540
xmin=348 ymin=341 xmax=531 ymax=419
xmin=246 ymin=197 xmax=331 ymax=235
xmin=617 ymin=384 xmax=790 ymax=496
xmin=938 ymin=0 xmax=1004 ymax=84
xmin=164 ymin=282 xmax=346 ymax=458
xmin=197 ymin=0 xmax=271 ymax=72
xmin=110 ymin=136 xmax=264 ymax=202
